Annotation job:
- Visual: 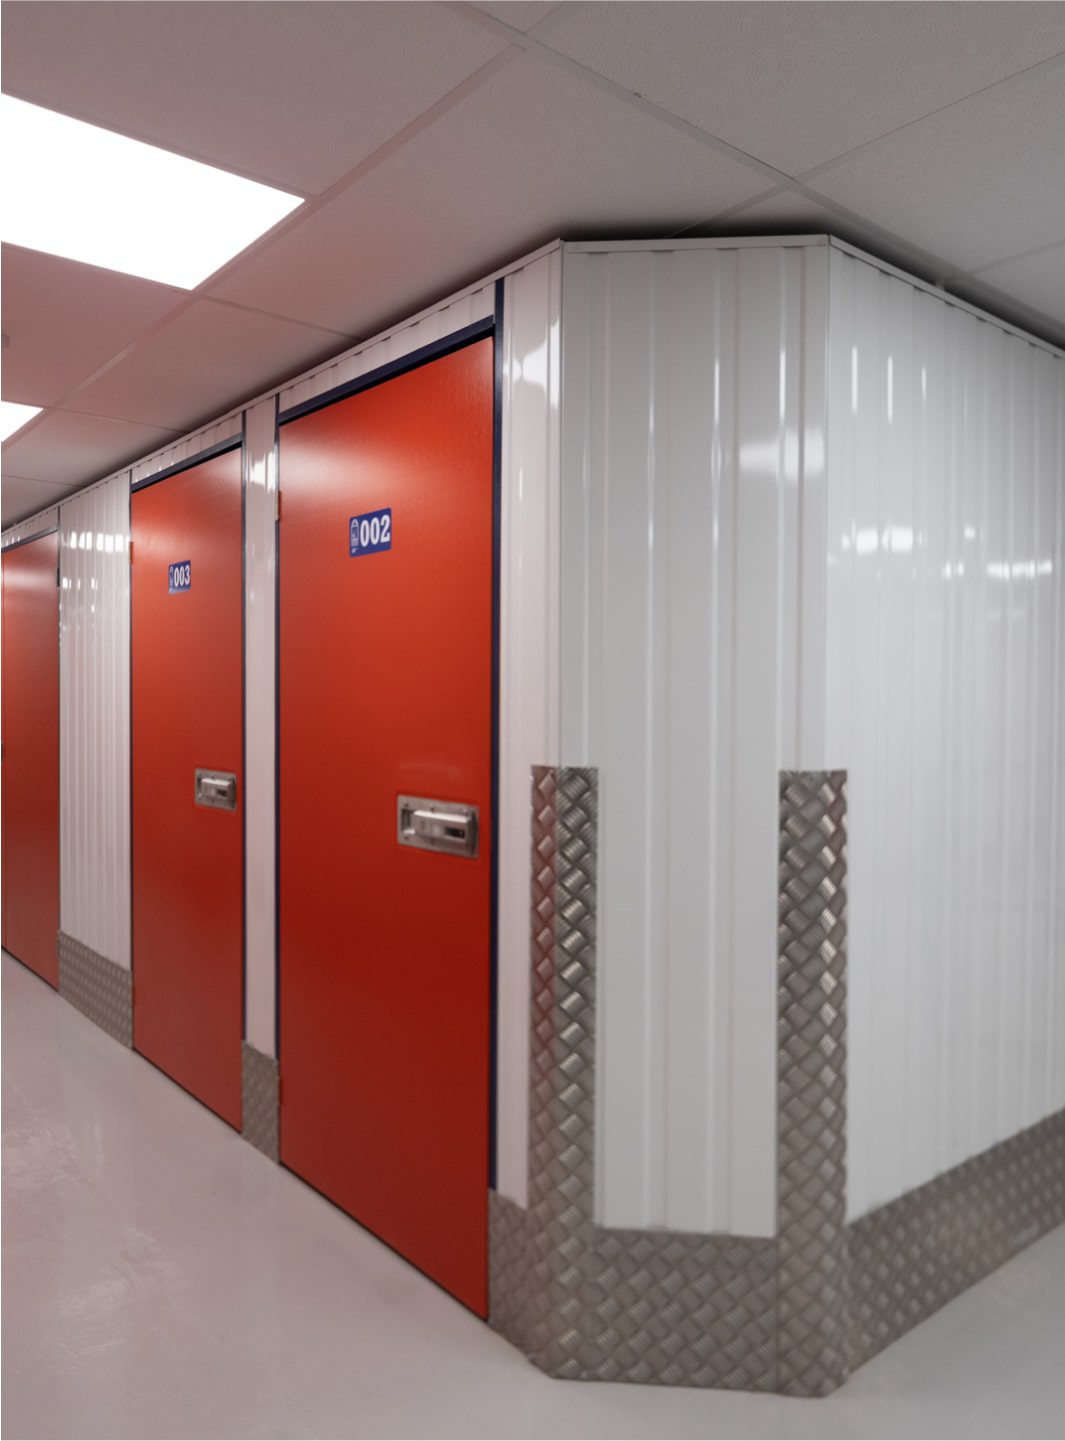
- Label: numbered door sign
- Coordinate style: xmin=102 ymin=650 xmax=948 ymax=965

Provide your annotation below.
xmin=168 ymin=560 xmax=192 ymax=594
xmin=349 ymin=508 xmax=392 ymax=558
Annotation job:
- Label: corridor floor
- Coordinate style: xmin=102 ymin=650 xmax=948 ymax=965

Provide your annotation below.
xmin=3 ymin=951 xmax=1064 ymax=1440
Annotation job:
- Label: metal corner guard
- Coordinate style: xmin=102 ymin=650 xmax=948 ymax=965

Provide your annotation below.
xmin=57 ymin=931 xmax=132 ymax=1047
xmin=777 ymin=770 xmax=850 ymax=1395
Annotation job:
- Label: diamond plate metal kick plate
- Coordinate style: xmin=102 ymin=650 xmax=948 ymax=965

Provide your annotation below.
xmin=242 ymin=1042 xmax=280 ymax=1160
xmin=57 ymin=930 xmax=132 ymax=1047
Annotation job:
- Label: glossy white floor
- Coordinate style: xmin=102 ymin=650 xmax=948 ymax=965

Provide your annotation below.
xmin=3 ymin=951 xmax=1064 ymax=1441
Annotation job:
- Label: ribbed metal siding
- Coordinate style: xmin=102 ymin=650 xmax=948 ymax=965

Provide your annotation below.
xmin=58 ymin=475 xmax=131 ymax=970
xmin=560 ymin=242 xmax=829 ymax=1236
xmin=826 ymin=247 xmax=1065 ymax=1221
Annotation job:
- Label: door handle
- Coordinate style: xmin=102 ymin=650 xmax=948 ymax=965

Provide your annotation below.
xmin=397 ymin=796 xmax=478 ymax=858
xmin=195 ymin=769 xmax=238 ymax=811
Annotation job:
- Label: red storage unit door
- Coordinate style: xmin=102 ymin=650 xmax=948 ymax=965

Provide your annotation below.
xmin=1 ymin=532 xmax=60 ymax=986
xmin=279 ymin=338 xmax=495 ymax=1316
xmin=131 ymin=449 xmax=244 ymax=1127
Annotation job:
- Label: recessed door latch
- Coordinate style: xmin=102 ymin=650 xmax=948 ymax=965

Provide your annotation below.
xmin=397 ymin=796 xmax=479 ymax=858
xmin=195 ymin=769 xmax=238 ymax=811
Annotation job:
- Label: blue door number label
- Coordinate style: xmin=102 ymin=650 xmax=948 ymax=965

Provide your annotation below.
xmin=349 ymin=507 xmax=392 ymax=558
xmin=168 ymin=560 xmax=192 ymax=593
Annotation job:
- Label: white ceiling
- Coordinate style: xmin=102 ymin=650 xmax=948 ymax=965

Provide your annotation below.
xmin=3 ymin=0 xmax=1064 ymax=527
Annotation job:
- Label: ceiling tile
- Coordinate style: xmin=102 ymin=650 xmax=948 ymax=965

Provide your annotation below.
xmin=541 ymin=1 xmax=1065 ymax=175
xmin=210 ymin=53 xmax=767 ymax=333
xmin=472 ymin=2 xmax=560 ymax=32
xmin=812 ymin=66 xmax=1065 ymax=273
xmin=1 ymin=245 xmax=184 ymax=408
xmin=72 ymin=301 xmax=347 ymax=432
xmin=1 ymin=475 xmax=78 ymax=529
xmin=964 ymin=244 xmax=1065 ymax=329
xmin=1 ymin=1 xmax=506 ymax=196
xmin=1 ymin=411 xmax=179 ymax=488
xmin=706 ymin=188 xmax=838 ymax=231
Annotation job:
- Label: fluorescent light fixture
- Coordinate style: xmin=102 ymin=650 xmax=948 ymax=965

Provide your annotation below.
xmin=0 ymin=401 xmax=42 ymax=443
xmin=1 ymin=96 xmax=303 ymax=288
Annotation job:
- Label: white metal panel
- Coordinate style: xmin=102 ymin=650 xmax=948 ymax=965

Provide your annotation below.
xmin=495 ymin=249 xmax=562 ymax=1207
xmin=825 ymin=247 xmax=1065 ymax=1221
xmin=244 ymin=399 xmax=277 ymax=1056
xmin=57 ymin=474 xmax=131 ymax=970
xmin=560 ymin=243 xmax=828 ymax=1236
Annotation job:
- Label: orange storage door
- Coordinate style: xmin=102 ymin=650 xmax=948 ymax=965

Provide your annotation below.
xmin=131 ymin=450 xmax=244 ymax=1127
xmin=279 ymin=339 xmax=495 ymax=1316
xmin=1 ymin=532 xmax=60 ymax=986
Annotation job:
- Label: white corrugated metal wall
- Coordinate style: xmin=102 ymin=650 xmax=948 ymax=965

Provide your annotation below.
xmin=560 ymin=239 xmax=829 ymax=1237
xmin=825 ymin=245 xmax=1065 ymax=1221
xmin=58 ymin=476 xmax=131 ymax=970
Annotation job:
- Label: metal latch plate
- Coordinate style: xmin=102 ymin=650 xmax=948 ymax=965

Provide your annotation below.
xmin=397 ymin=796 xmax=479 ymax=858
xmin=195 ymin=769 xmax=238 ymax=811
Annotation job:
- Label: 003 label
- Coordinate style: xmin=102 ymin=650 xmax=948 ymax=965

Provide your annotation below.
xmin=349 ymin=508 xmax=392 ymax=558
xmin=168 ymin=560 xmax=192 ymax=593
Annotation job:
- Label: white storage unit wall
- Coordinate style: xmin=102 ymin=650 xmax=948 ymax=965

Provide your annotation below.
xmin=58 ymin=475 xmax=132 ymax=971
xmin=824 ymin=244 xmax=1065 ymax=1220
xmin=560 ymin=240 xmax=829 ymax=1236
xmin=4 ymin=234 xmax=1063 ymax=1391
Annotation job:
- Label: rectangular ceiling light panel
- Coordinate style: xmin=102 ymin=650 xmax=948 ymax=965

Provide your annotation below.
xmin=0 ymin=400 xmax=43 ymax=443
xmin=2 ymin=96 xmax=303 ymax=289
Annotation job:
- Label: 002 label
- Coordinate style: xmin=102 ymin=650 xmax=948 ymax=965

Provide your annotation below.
xmin=349 ymin=507 xmax=392 ymax=558
xmin=168 ymin=560 xmax=192 ymax=593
